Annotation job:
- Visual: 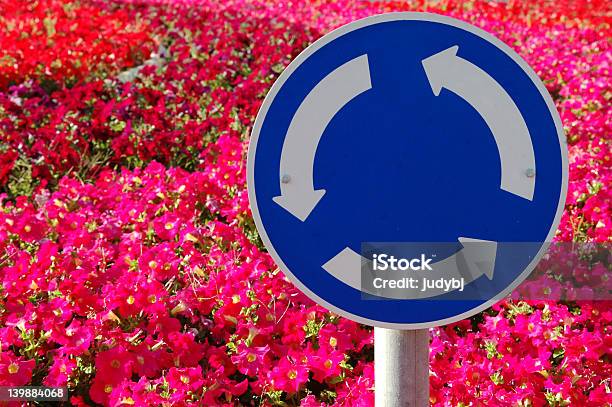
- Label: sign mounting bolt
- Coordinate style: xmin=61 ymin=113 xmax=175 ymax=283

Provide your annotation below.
xmin=525 ymin=168 xmax=535 ymax=178
xmin=281 ymin=174 xmax=291 ymax=184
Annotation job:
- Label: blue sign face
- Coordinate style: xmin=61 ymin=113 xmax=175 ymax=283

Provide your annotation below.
xmin=247 ymin=13 xmax=568 ymax=328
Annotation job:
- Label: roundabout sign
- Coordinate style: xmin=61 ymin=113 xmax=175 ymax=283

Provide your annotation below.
xmin=247 ymin=13 xmax=567 ymax=329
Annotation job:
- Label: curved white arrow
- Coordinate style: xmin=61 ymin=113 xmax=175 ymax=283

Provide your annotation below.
xmin=422 ymin=45 xmax=536 ymax=201
xmin=322 ymin=238 xmax=497 ymax=299
xmin=273 ymin=54 xmax=372 ymax=221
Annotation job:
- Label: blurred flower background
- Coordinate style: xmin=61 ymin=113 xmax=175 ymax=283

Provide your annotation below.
xmin=0 ymin=0 xmax=610 ymax=405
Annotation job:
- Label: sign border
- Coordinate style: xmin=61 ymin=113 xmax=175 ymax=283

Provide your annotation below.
xmin=246 ymin=12 xmax=569 ymax=329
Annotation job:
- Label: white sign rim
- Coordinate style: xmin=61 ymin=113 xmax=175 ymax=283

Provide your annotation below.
xmin=246 ymin=12 xmax=569 ymax=329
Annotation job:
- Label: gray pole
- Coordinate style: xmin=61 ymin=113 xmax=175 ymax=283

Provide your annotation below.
xmin=375 ymin=328 xmax=430 ymax=407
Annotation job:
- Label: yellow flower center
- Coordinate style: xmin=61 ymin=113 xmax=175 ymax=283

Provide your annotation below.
xmin=246 ymin=353 xmax=257 ymax=363
xmin=287 ymin=370 xmax=297 ymax=380
xmin=8 ymin=363 xmax=19 ymax=374
xmin=111 ymin=359 xmax=121 ymax=369
xmin=126 ymin=295 xmax=135 ymax=305
xmin=24 ymin=225 xmax=31 ymax=233
xmin=164 ymin=222 xmax=174 ymax=230
xmin=329 ymin=337 xmax=337 ymax=347
xmin=104 ymin=385 xmax=113 ymax=394
xmin=147 ymin=295 xmax=157 ymax=304
xmin=324 ymin=359 xmax=333 ymax=369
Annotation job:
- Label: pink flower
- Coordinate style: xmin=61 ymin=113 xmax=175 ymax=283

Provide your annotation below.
xmin=44 ymin=355 xmax=76 ymax=387
xmin=307 ymin=345 xmax=345 ymax=383
xmin=231 ymin=343 xmax=270 ymax=377
xmin=269 ymin=357 xmax=309 ymax=394
xmin=0 ymin=352 xmax=35 ymax=386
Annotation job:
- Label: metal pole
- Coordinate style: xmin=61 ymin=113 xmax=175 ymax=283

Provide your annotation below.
xmin=375 ymin=328 xmax=429 ymax=407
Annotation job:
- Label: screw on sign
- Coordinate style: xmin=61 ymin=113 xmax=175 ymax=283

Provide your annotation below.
xmin=247 ymin=13 xmax=568 ymax=407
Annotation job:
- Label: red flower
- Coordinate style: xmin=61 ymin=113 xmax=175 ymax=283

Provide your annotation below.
xmin=0 ymin=351 xmax=35 ymax=386
xmin=269 ymin=357 xmax=309 ymax=394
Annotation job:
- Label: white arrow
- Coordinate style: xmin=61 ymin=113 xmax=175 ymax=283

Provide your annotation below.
xmin=322 ymin=238 xmax=497 ymax=299
xmin=422 ymin=45 xmax=536 ymax=201
xmin=273 ymin=54 xmax=372 ymax=221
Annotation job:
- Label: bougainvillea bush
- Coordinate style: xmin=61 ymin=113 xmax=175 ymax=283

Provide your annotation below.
xmin=0 ymin=0 xmax=610 ymax=405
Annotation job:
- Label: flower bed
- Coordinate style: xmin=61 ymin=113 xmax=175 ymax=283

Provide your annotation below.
xmin=0 ymin=0 xmax=610 ymax=405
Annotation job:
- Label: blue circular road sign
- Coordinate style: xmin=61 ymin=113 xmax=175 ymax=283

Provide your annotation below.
xmin=247 ymin=13 xmax=568 ymax=328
